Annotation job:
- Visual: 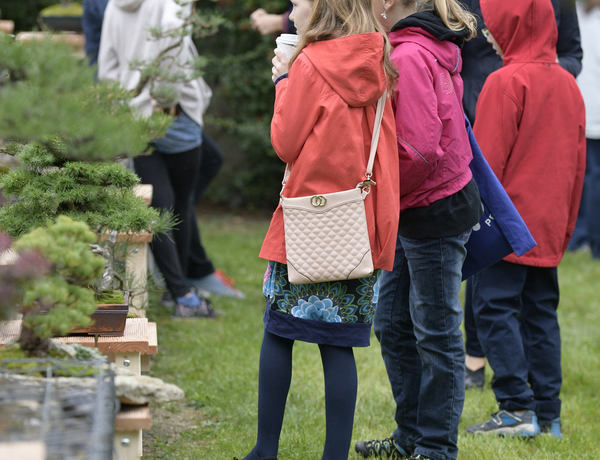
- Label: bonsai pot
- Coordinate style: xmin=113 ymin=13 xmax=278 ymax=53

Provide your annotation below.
xmin=70 ymin=291 xmax=130 ymax=335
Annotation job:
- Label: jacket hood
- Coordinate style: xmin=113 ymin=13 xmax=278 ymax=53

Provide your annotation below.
xmin=481 ymin=0 xmax=557 ymax=64
xmin=301 ymin=33 xmax=387 ymax=107
xmin=391 ymin=10 xmax=470 ymax=47
xmin=389 ymin=21 xmax=463 ymax=74
xmin=113 ymin=0 xmax=144 ymax=12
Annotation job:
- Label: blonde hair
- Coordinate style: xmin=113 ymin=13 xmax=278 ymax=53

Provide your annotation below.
xmin=417 ymin=0 xmax=477 ymax=40
xmin=290 ymin=0 xmax=398 ymax=88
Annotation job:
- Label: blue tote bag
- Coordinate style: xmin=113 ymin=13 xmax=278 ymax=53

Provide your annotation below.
xmin=462 ymin=117 xmax=536 ymax=279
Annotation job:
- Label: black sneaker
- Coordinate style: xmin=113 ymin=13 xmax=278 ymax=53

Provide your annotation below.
xmin=465 ymin=366 xmax=485 ymax=389
xmin=355 ymin=437 xmax=409 ymax=458
xmin=466 ymin=409 xmax=541 ymax=437
xmin=408 ymin=455 xmax=431 ymax=460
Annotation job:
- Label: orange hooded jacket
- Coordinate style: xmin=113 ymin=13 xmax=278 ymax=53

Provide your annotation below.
xmin=259 ymin=33 xmax=400 ymax=271
xmin=475 ymin=0 xmax=586 ymax=267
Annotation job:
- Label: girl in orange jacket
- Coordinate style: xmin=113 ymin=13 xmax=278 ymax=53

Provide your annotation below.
xmin=238 ymin=0 xmax=399 ymax=459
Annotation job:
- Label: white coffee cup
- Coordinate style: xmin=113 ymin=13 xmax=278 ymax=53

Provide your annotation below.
xmin=275 ymin=34 xmax=299 ymax=60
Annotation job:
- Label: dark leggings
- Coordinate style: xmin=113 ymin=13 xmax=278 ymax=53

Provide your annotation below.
xmin=186 ymin=133 xmax=223 ymax=279
xmin=133 ymin=146 xmax=201 ymax=298
xmin=243 ymin=331 xmax=357 ymax=460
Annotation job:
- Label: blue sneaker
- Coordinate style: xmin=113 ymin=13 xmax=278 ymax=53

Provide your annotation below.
xmin=466 ymin=410 xmax=540 ymax=437
xmin=172 ymin=292 xmax=219 ymax=318
xmin=540 ymin=417 xmax=562 ymax=440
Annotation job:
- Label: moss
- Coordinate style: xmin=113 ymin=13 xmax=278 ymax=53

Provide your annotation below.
xmin=0 ymin=344 xmax=28 ymax=361
xmin=40 ymin=2 xmax=83 ymax=17
xmin=96 ymin=289 xmax=125 ymax=305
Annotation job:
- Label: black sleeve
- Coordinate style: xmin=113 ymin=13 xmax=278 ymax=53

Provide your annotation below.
xmin=555 ymin=0 xmax=583 ymax=77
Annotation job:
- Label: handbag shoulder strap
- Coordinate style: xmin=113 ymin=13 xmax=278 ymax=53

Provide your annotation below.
xmin=365 ymin=91 xmax=386 ymax=181
xmin=281 ymin=92 xmax=387 ymax=191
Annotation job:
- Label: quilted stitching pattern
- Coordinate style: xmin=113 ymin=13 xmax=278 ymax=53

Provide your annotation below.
xmin=282 ymin=192 xmax=373 ymax=284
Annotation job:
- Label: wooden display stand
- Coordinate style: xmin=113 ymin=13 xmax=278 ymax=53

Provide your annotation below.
xmin=0 ymin=20 xmax=15 ymax=34
xmin=114 ymin=405 xmax=152 ymax=460
xmin=0 ymin=318 xmax=157 ymax=376
xmin=15 ymin=31 xmax=84 ymax=49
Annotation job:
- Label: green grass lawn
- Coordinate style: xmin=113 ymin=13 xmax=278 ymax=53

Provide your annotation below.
xmin=143 ymin=211 xmax=600 ymax=459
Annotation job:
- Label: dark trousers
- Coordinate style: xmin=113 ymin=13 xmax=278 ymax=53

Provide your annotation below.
xmin=463 ymin=279 xmax=484 ymax=358
xmin=133 ymin=146 xmax=202 ymax=298
xmin=569 ymin=138 xmax=600 ymax=258
xmin=186 ymin=133 xmax=223 ymax=279
xmin=470 ymin=261 xmax=562 ymax=422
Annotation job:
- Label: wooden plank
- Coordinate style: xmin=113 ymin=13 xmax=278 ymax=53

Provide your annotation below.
xmin=0 ymin=249 xmax=17 ymax=265
xmin=114 ymin=405 xmax=152 ymax=431
xmin=113 ymin=429 xmax=143 ymax=459
xmin=125 ymin=242 xmax=148 ymax=317
xmin=54 ymin=318 xmax=156 ymax=354
xmin=2 ymin=319 xmax=156 ymax=354
xmin=16 ymin=32 xmax=85 ymax=48
xmin=133 ymin=184 xmax=153 ymax=205
xmin=0 ymin=320 xmax=21 ymax=347
xmin=0 ymin=441 xmax=45 ymax=459
xmin=147 ymin=322 xmax=158 ymax=354
xmin=98 ymin=231 xmax=153 ymax=244
xmin=0 ymin=20 xmax=15 ymax=34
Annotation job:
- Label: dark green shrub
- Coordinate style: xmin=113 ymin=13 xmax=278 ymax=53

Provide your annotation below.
xmin=196 ymin=0 xmax=289 ymax=210
xmin=0 ymin=0 xmax=58 ymax=32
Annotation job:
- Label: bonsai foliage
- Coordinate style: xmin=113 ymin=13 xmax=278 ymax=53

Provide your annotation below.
xmin=14 ymin=216 xmax=105 ymax=353
xmin=0 ymin=33 xmax=168 ymax=161
xmin=0 ymin=146 xmax=170 ymax=237
xmin=0 ymin=232 xmax=50 ymax=321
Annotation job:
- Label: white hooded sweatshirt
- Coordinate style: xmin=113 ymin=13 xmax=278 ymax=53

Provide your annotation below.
xmin=98 ymin=0 xmax=211 ymax=126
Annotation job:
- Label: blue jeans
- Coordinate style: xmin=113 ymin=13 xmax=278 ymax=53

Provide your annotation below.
xmin=374 ymin=232 xmax=469 ymax=460
xmin=470 ymin=261 xmax=561 ymax=422
xmin=569 ymin=138 xmax=600 ymax=258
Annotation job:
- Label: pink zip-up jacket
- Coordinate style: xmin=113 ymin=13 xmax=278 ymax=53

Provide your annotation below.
xmin=389 ymin=27 xmax=473 ymax=211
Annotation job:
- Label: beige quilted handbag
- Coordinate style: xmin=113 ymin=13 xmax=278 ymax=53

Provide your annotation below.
xmin=280 ymin=93 xmax=386 ymax=284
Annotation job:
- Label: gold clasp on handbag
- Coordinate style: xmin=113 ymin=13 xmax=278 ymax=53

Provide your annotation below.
xmin=310 ymin=195 xmax=327 ymax=207
xmin=360 ymin=174 xmax=376 ymax=193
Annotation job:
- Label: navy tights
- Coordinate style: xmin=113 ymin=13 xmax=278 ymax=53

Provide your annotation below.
xmin=242 ymin=331 xmax=357 ymax=460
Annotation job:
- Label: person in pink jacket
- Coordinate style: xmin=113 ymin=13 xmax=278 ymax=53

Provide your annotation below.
xmin=238 ymin=0 xmax=399 ymax=459
xmin=355 ymin=1 xmax=480 ymax=459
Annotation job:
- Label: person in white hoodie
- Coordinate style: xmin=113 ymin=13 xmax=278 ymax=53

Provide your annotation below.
xmin=98 ymin=0 xmax=218 ymax=317
xmin=570 ymin=0 xmax=600 ymax=259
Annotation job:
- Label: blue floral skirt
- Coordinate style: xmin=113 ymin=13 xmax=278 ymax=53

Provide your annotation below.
xmin=262 ymin=261 xmax=379 ymax=347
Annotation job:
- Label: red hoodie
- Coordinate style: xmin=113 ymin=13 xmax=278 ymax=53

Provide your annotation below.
xmin=259 ymin=33 xmax=400 ymax=271
xmin=476 ymin=0 xmax=586 ymax=267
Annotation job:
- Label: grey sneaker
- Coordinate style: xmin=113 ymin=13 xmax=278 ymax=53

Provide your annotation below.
xmin=355 ymin=436 xmax=409 ymax=458
xmin=466 ymin=410 xmax=540 ymax=437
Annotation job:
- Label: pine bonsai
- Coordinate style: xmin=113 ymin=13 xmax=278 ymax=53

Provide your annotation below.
xmin=13 ymin=216 xmax=106 ymax=355
xmin=0 ymin=33 xmax=172 ymax=238
xmin=0 ymin=232 xmax=50 ymax=322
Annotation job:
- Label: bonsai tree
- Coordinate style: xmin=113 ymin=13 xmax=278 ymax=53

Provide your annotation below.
xmin=0 ymin=34 xmax=172 ymax=239
xmin=0 ymin=232 xmax=50 ymax=322
xmin=13 ymin=216 xmax=106 ymax=355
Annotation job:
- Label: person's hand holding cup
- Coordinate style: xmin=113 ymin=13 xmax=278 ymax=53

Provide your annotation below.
xmin=272 ymin=34 xmax=299 ymax=83
xmin=272 ymin=49 xmax=289 ymax=83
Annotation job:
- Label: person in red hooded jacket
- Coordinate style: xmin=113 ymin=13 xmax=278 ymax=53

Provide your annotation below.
xmin=465 ymin=0 xmax=586 ymax=439
xmin=237 ymin=0 xmax=400 ymax=459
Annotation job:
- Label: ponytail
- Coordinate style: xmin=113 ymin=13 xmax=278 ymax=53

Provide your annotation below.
xmin=426 ymin=0 xmax=477 ymax=40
